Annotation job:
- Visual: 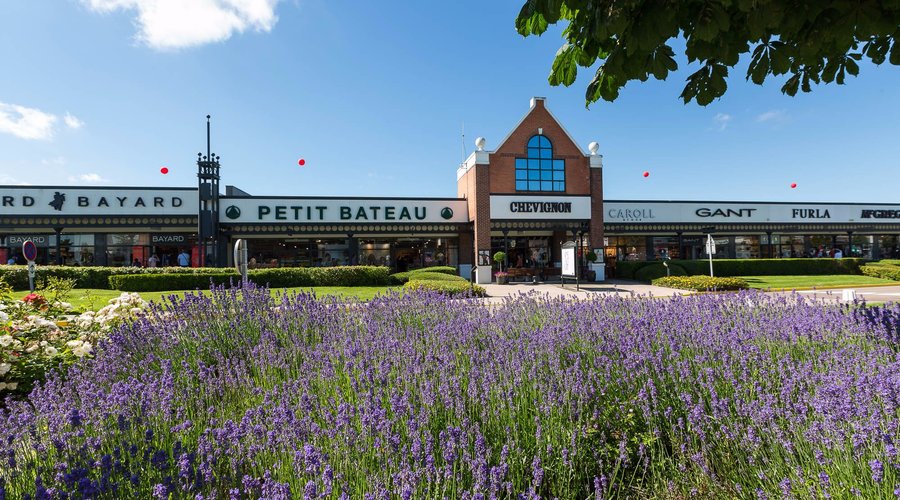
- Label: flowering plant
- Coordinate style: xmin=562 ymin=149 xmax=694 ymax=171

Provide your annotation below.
xmin=1 ymin=283 xmax=147 ymax=396
xmin=493 ymin=271 xmax=509 ymax=277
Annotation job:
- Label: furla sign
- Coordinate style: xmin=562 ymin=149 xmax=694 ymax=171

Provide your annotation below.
xmin=0 ymin=188 xmax=197 ymax=216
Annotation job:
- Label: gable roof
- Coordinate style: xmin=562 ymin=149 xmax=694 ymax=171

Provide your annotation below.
xmin=492 ymin=97 xmax=587 ymax=156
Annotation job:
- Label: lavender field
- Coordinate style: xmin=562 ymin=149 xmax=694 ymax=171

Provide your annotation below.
xmin=2 ymin=286 xmax=900 ymax=498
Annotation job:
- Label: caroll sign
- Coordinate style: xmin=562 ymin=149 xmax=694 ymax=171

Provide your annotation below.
xmin=219 ymin=198 xmax=469 ymax=224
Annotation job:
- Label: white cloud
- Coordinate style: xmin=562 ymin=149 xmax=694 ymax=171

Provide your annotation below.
xmin=0 ymin=102 xmax=58 ymax=140
xmin=64 ymin=112 xmax=85 ymax=130
xmin=82 ymin=0 xmax=281 ymax=50
xmin=712 ymin=113 xmax=732 ymax=131
xmin=42 ymin=156 xmax=67 ymax=166
xmin=67 ymin=173 xmax=108 ymax=183
xmin=756 ymin=110 xmax=788 ymax=123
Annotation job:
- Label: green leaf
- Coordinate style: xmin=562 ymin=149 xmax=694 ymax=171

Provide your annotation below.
xmin=890 ymin=38 xmax=900 ymax=65
xmin=747 ymin=44 xmax=770 ymax=84
xmin=782 ymin=74 xmax=801 ymax=96
xmin=549 ymin=44 xmax=579 ymax=86
xmin=845 ymin=57 xmax=859 ymax=76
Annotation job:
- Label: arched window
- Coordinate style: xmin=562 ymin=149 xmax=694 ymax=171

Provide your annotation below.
xmin=515 ymin=135 xmax=565 ymax=192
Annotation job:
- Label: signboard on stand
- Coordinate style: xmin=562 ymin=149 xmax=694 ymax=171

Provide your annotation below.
xmin=22 ymin=240 xmax=37 ymax=292
xmin=560 ymin=241 xmax=579 ymax=290
xmin=233 ymin=239 xmax=248 ymax=285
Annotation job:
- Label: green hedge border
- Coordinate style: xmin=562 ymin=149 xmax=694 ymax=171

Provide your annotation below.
xmin=617 ymin=258 xmax=864 ymax=281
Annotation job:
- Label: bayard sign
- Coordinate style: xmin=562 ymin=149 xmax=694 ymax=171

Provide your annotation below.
xmin=604 ymin=202 xmax=900 ymax=224
xmin=219 ymin=198 xmax=469 ymax=224
xmin=0 ymin=187 xmax=197 ymax=216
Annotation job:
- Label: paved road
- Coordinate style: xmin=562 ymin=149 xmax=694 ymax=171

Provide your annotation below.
xmin=777 ymin=284 xmax=900 ymax=304
xmin=480 ymin=281 xmax=900 ymax=305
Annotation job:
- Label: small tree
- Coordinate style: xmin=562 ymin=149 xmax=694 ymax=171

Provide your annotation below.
xmin=493 ymin=251 xmax=507 ymax=272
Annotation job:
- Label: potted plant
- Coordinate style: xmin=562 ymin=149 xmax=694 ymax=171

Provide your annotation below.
xmin=493 ymin=251 xmax=507 ymax=283
xmin=494 ymin=271 xmax=509 ymax=285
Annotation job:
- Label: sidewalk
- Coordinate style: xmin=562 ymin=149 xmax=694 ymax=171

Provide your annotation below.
xmin=479 ymin=279 xmax=690 ymax=303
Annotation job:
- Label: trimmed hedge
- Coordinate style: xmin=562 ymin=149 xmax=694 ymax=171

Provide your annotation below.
xmin=0 ymin=265 xmax=231 ymax=290
xmin=412 ymin=266 xmax=458 ymax=276
xmin=617 ymin=258 xmax=864 ymax=280
xmin=108 ymin=266 xmax=393 ymax=291
xmin=390 ymin=271 xmax=466 ymax=285
xmin=403 ymin=280 xmax=486 ymax=297
xmin=861 ymin=263 xmax=900 ymax=281
xmin=633 ymin=262 xmax=687 ymax=282
xmin=250 ymin=266 xmax=391 ymax=288
xmin=109 ymin=273 xmax=239 ymax=292
xmin=652 ymin=275 xmax=749 ymax=291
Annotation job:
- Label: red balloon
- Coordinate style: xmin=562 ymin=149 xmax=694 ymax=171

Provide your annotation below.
xmin=298 ymin=158 xmax=306 ymax=166
xmin=790 ymin=182 xmax=797 ymax=188
xmin=642 ymin=171 xmax=649 ymax=177
xmin=160 ymin=167 xmax=169 ymax=174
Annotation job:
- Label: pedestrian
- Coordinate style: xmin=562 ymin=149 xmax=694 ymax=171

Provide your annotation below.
xmin=177 ymin=249 xmax=191 ymax=267
xmin=148 ymin=253 xmax=160 ymax=268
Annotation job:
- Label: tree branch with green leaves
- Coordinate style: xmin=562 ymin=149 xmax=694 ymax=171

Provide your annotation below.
xmin=516 ymin=0 xmax=900 ymax=106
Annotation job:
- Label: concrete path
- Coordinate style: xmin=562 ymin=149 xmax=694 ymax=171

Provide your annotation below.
xmin=479 ymin=279 xmax=690 ymax=303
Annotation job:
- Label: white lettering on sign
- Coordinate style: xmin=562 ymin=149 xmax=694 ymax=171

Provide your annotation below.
xmin=220 ymin=198 xmax=469 ymax=224
xmin=0 ymin=188 xmax=196 ymax=216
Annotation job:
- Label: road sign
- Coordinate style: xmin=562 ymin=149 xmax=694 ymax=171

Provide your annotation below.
xmin=22 ymin=240 xmax=37 ymax=262
xmin=705 ymin=234 xmax=717 ymax=255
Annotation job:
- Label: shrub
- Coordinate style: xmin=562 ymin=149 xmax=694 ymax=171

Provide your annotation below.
xmin=652 ymin=275 xmax=749 ymax=291
xmin=411 ymin=266 xmax=458 ymax=276
xmin=108 ymin=266 xmax=393 ymax=291
xmin=616 ymin=258 xmax=863 ymax=279
xmin=403 ymin=279 xmax=485 ymax=297
xmin=861 ymin=263 xmax=900 ymax=281
xmin=390 ymin=271 xmax=467 ymax=285
xmin=0 ymin=265 xmax=235 ymax=290
xmin=633 ymin=262 xmax=687 ymax=282
xmin=109 ymin=273 xmax=239 ymax=292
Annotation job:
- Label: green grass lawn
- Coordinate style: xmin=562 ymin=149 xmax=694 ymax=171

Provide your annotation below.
xmin=743 ymin=275 xmax=899 ymax=290
xmin=14 ymin=286 xmax=400 ymax=312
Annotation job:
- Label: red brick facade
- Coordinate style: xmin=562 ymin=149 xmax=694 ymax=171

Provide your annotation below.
xmin=456 ymin=97 xmax=604 ymax=277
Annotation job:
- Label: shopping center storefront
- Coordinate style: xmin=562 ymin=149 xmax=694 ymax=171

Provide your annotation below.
xmin=603 ymin=201 xmax=900 ymax=267
xmin=2 ymin=97 xmax=899 ymax=283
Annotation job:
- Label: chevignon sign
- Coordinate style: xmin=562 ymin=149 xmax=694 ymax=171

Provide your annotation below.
xmin=0 ymin=188 xmax=197 ymax=216
xmin=490 ymin=196 xmax=591 ymax=219
xmin=219 ymin=198 xmax=469 ymax=224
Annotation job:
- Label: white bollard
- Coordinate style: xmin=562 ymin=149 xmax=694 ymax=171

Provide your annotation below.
xmin=841 ymin=289 xmax=857 ymax=302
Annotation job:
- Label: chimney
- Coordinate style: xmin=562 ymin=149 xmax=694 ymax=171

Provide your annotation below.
xmin=530 ymin=96 xmax=546 ymax=109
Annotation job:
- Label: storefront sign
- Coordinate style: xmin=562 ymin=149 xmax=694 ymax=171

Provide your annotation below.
xmin=0 ymin=187 xmax=197 ymax=216
xmin=219 ymin=198 xmax=469 ymax=224
xmin=7 ymin=235 xmax=49 ymax=246
xmin=151 ymin=234 xmax=192 ymax=244
xmin=604 ymin=202 xmax=900 ymax=224
xmin=490 ymin=196 xmax=591 ymax=219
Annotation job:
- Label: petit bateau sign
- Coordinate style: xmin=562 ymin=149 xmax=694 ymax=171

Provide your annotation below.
xmin=219 ymin=198 xmax=469 ymax=224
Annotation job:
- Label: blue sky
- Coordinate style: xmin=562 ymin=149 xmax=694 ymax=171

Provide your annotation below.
xmin=1 ymin=0 xmax=898 ymax=203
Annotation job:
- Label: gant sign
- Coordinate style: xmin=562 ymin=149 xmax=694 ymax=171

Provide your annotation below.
xmin=0 ymin=188 xmax=197 ymax=216
xmin=695 ymin=207 xmax=757 ymax=218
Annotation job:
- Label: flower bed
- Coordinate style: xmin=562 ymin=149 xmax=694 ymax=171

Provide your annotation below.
xmin=2 ymin=288 xmax=900 ymax=497
xmin=652 ymin=275 xmax=749 ymax=291
xmin=0 ymin=282 xmax=147 ymax=396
